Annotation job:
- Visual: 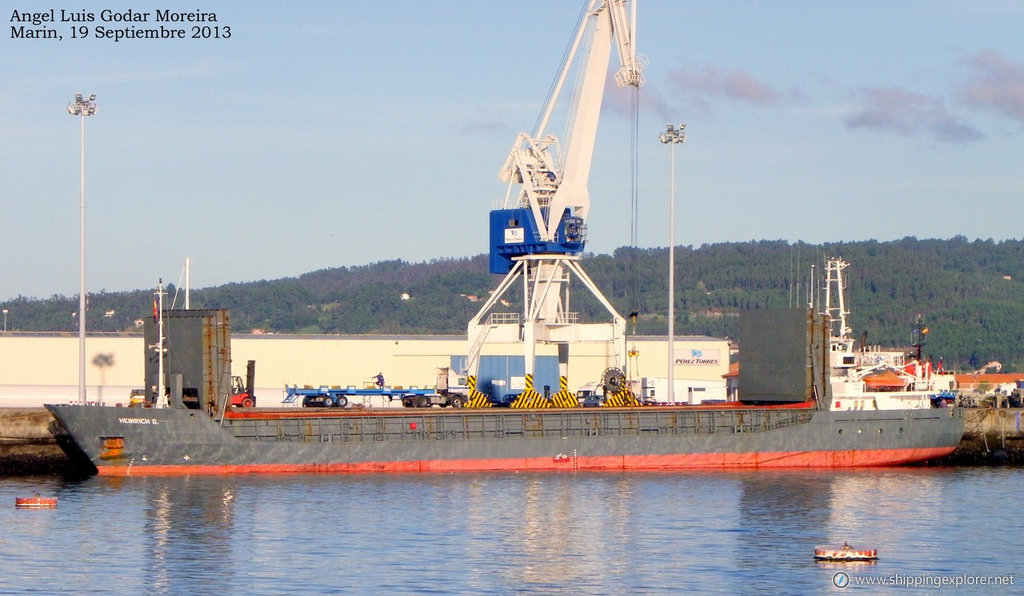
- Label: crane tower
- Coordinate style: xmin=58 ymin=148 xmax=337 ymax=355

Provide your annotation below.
xmin=465 ymin=0 xmax=643 ymax=407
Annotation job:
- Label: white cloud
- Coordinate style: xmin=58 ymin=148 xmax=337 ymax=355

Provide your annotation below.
xmin=667 ymin=64 xmax=802 ymax=108
xmin=844 ymin=86 xmax=984 ymax=144
xmin=961 ymin=50 xmax=1024 ymax=124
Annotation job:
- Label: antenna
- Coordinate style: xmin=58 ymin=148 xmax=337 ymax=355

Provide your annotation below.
xmin=171 ymin=257 xmax=193 ymax=310
xmin=808 ymin=264 xmax=816 ymax=310
xmin=185 ymin=257 xmax=191 ymax=309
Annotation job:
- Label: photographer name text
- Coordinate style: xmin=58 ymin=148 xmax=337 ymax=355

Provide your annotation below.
xmin=10 ymin=8 xmax=231 ymax=42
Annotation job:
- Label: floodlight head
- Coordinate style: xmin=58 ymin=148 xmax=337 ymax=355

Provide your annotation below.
xmin=659 ymin=122 xmax=687 ymax=144
xmin=68 ymin=93 xmax=97 ymax=117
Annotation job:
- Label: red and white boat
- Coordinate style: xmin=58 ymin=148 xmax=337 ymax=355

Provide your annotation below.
xmin=15 ymin=495 xmax=57 ymax=509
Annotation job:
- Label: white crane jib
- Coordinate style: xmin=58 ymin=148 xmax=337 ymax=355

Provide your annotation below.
xmin=497 ymin=0 xmax=643 ymax=246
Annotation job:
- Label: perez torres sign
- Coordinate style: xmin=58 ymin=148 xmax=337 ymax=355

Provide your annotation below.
xmin=674 ymin=349 xmax=721 ymax=366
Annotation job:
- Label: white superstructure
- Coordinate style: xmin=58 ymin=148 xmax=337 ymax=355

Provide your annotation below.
xmin=822 ymin=258 xmax=952 ymax=410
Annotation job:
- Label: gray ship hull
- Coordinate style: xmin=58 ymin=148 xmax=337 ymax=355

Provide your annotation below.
xmin=45 ymin=403 xmax=965 ymax=476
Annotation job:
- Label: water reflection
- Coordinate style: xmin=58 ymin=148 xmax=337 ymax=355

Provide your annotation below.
xmin=736 ymin=469 xmax=837 ymax=544
xmin=460 ymin=472 xmax=748 ymax=593
xmin=826 ymin=468 xmax=947 ymax=539
xmin=136 ymin=478 xmax=238 ymax=594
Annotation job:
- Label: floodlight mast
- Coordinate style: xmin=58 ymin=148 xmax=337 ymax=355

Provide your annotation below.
xmin=68 ymin=93 xmax=97 ymax=406
xmin=659 ymin=123 xmax=686 ymax=403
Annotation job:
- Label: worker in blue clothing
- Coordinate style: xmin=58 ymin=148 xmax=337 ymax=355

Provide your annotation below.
xmin=375 ymin=372 xmax=385 ymax=388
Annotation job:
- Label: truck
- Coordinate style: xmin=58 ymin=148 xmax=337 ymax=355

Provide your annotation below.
xmin=575 ymin=382 xmax=604 ymax=407
xmin=433 ymin=367 xmax=468 ymax=408
xmin=286 ymin=367 xmax=469 ymax=408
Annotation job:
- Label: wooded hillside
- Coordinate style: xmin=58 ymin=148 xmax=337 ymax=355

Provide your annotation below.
xmin=4 ymin=237 xmax=1022 ymax=370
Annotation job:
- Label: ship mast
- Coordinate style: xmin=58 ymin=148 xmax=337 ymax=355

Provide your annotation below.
xmin=822 ymin=258 xmax=851 ymax=342
xmin=151 ymin=280 xmax=167 ymax=408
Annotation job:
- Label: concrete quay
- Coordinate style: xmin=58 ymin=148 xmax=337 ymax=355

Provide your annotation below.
xmin=0 ymin=408 xmax=73 ymax=475
xmin=941 ymin=407 xmax=1024 ymax=465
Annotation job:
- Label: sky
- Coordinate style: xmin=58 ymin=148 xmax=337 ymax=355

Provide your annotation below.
xmin=2 ymin=1 xmax=1023 ymax=301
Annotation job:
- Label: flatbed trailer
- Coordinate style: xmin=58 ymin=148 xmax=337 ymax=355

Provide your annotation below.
xmin=284 ymin=385 xmax=461 ymax=408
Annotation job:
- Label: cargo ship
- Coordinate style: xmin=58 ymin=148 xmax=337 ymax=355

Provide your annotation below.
xmin=46 ymin=399 xmax=963 ymax=476
xmin=45 ymin=308 xmax=965 ymax=476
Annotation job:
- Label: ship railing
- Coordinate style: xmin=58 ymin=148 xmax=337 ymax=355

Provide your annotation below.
xmin=224 ymin=406 xmax=816 ymax=444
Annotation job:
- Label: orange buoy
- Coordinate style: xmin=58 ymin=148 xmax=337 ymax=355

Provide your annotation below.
xmin=814 ymin=541 xmax=877 ymax=561
xmin=15 ymin=495 xmax=58 ymax=509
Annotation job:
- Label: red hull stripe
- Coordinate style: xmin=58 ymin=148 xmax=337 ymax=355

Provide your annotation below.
xmin=96 ymin=446 xmax=956 ymax=476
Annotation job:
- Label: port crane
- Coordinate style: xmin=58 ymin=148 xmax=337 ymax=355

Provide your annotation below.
xmin=466 ymin=0 xmax=643 ymax=407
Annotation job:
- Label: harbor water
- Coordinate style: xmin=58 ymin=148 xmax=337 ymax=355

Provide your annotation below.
xmin=1 ymin=468 xmax=1021 ymax=594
